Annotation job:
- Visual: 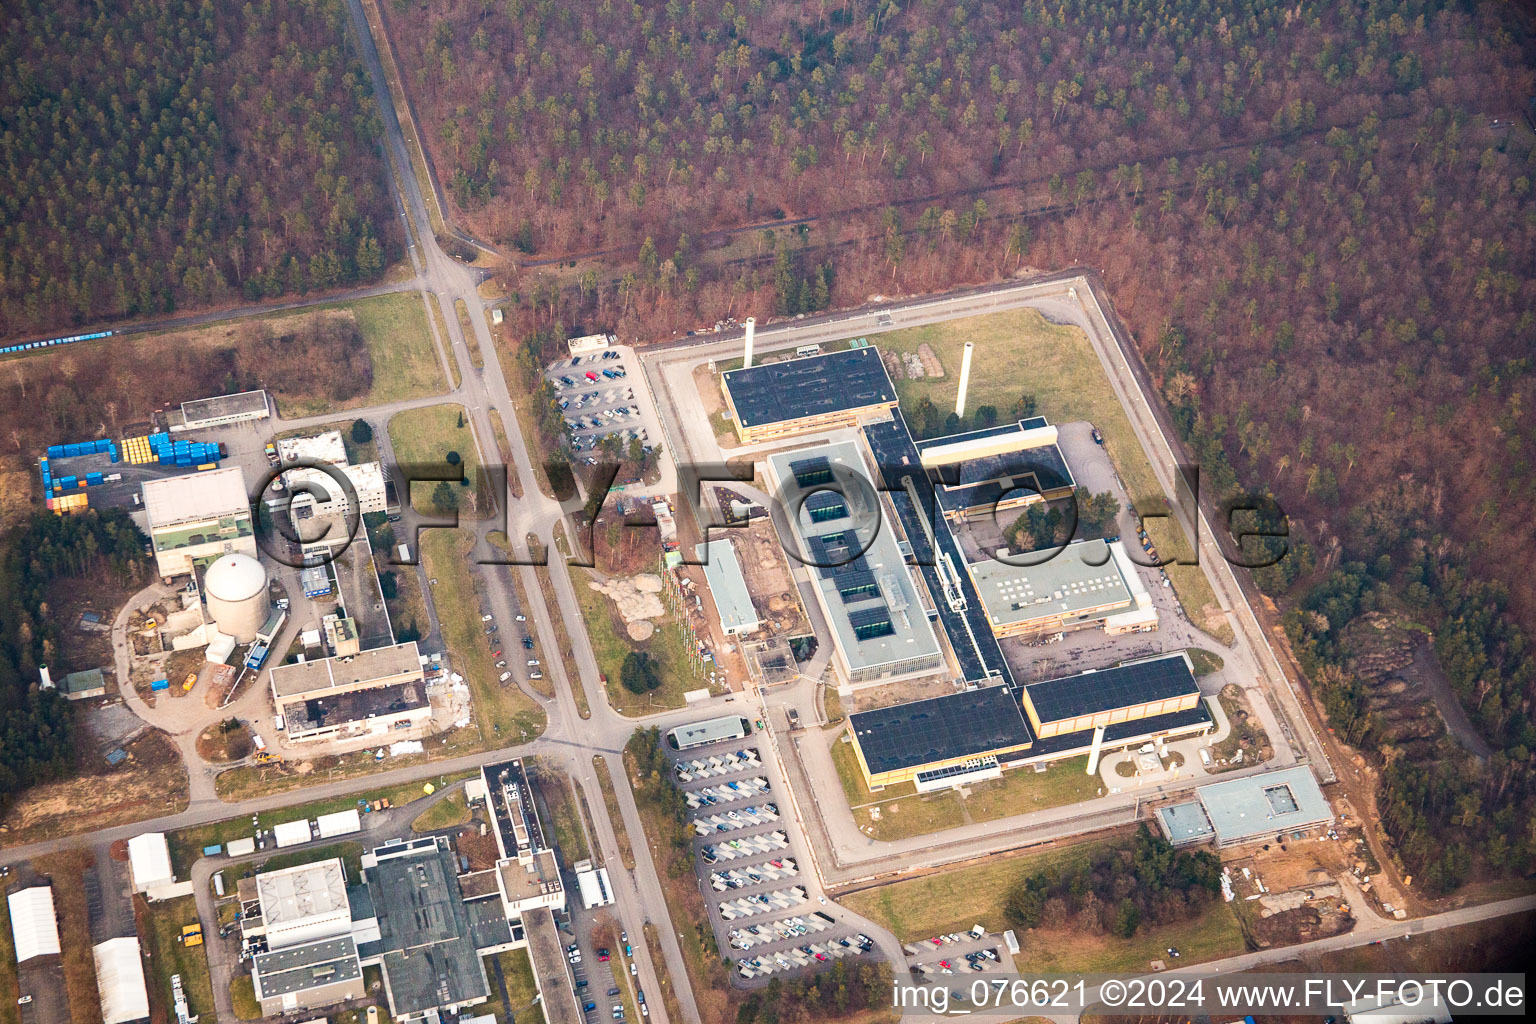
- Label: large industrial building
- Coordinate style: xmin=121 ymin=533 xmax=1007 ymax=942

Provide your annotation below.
xmin=766 ymin=439 xmax=945 ymax=687
xmin=7 ymin=886 xmax=60 ymax=963
xmin=269 ymin=641 xmax=430 ymax=743
xmin=276 ymin=430 xmax=389 ymax=557
xmin=1158 ymin=766 xmax=1333 ymax=848
xmin=142 ymin=466 xmax=257 ymax=578
xmin=168 ymin=389 xmax=271 ymax=432
xmin=914 ymin=417 xmax=1076 ymax=522
xmin=242 ymin=809 xmax=561 ymax=1022
xmin=845 ymin=653 xmax=1213 ymax=790
xmin=721 ymin=347 xmax=898 ymax=443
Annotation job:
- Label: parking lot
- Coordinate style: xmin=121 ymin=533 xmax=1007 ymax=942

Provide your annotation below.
xmin=902 ymin=929 xmax=1014 ymax=1003
xmin=664 ymin=726 xmax=879 ymax=986
xmin=556 ymin=901 xmax=644 ymax=1024
xmin=543 ymin=346 xmax=663 ymax=461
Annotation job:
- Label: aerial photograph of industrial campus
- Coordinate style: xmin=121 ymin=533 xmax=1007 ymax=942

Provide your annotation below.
xmin=1 ymin=1 xmax=1533 ymax=1024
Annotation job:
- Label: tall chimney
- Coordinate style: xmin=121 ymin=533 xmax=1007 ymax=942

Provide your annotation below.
xmin=743 ymin=317 xmax=756 ymax=368
xmin=955 ymin=341 xmax=975 ymax=419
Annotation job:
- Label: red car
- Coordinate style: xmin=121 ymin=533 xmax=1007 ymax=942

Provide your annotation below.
xmin=939 ymin=960 xmax=952 ymax=970
xmin=598 ymin=949 xmax=611 ymax=962
xmin=585 ymin=371 xmax=599 ymax=381
xmin=929 ymin=937 xmax=943 ymax=946
xmin=493 ymin=649 xmax=502 ymax=657
xmin=814 ymin=953 xmax=827 ymax=962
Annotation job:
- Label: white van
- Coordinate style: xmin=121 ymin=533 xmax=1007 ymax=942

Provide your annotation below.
xmin=499 ymin=672 xmax=512 ymax=682
xmin=1198 ymin=747 xmax=1213 ymax=766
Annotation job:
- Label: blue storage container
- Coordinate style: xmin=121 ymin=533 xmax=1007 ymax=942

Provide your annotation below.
xmin=86 ymin=472 xmax=103 ymax=484
xmin=109 ymin=452 xmax=120 ymax=463
xmin=150 ymin=678 xmax=169 ymax=692
xmin=202 ymin=844 xmax=223 ymax=857
xmin=47 ymin=445 xmax=63 ymax=458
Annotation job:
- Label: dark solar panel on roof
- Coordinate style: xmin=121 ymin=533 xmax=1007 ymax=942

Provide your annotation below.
xmin=804 ymin=489 xmax=849 ymax=521
xmin=1024 ymin=655 xmax=1198 ymax=725
xmin=851 ymin=686 xmax=1033 ymax=775
xmin=724 ymin=348 xmax=897 ymax=428
xmin=790 ymin=456 xmax=833 ymax=487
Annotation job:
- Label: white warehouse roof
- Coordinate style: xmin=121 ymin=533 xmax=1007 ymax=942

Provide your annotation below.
xmin=127 ymin=833 xmax=174 ymax=892
xmin=272 ymin=820 xmax=313 ymax=848
xmin=142 ymin=466 xmax=249 ymax=528
xmin=7 ymin=886 xmax=60 ymax=963
xmin=315 ymin=808 xmax=361 ymax=838
xmin=94 ymin=937 xmax=151 ymax=1024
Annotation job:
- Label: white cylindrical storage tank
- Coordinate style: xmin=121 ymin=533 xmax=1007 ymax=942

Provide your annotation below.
xmin=203 ymin=553 xmax=268 ymax=643
xmin=743 ymin=317 xmax=756 ymax=368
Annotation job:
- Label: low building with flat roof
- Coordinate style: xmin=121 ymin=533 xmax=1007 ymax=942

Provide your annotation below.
xmin=142 ymin=466 xmax=256 ymax=577
xmin=270 ymin=642 xmax=429 ymax=743
xmin=480 ymin=760 xmax=566 ymax=918
xmin=251 ymin=937 xmax=365 ymax=1017
xmin=250 ymin=858 xmax=354 ymax=950
xmin=700 ymin=538 xmax=761 ymax=635
xmin=967 ymin=539 xmax=1136 ymax=640
xmin=766 ymin=439 xmax=945 ymax=687
xmin=277 ymin=430 xmax=348 ymax=466
xmin=1160 ymin=766 xmax=1333 ymax=848
xmin=59 ymin=667 xmax=107 ymax=700
xmin=848 ymin=685 xmax=1034 ymax=790
xmin=915 ymin=417 xmax=1075 ymax=522
xmin=1020 ymin=652 xmax=1201 ymax=739
xmin=170 ymin=390 xmax=271 ymax=432
xmin=669 ymin=715 xmax=749 ymax=750
xmin=721 ymin=347 xmax=898 ymax=443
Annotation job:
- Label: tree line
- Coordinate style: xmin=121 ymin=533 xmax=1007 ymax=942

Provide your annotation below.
xmin=0 ymin=0 xmax=396 ymax=339
xmin=0 ymin=510 xmax=152 ymax=812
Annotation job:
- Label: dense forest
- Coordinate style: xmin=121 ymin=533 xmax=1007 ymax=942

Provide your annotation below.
xmin=401 ymin=0 xmax=1536 ymax=891
xmin=0 ymin=0 xmax=396 ymax=339
xmin=0 ymin=510 xmax=151 ymax=812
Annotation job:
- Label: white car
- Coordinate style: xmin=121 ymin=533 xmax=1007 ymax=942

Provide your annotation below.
xmin=499 ymin=672 xmax=511 ymax=682
xmin=527 ymin=659 xmax=540 ymax=667
xmin=480 ymin=614 xmax=493 ymax=622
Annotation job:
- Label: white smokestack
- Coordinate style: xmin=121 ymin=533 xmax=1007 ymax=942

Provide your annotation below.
xmin=39 ymin=666 xmax=53 ymax=690
xmin=743 ymin=317 xmax=756 ymax=368
xmin=955 ymin=341 xmax=975 ymax=418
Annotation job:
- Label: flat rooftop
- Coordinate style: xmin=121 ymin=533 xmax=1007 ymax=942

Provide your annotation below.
xmin=723 ymin=347 xmax=896 ymax=429
xmin=278 ymin=430 xmax=348 ymax=466
xmin=968 ymin=539 xmax=1133 ymax=627
xmin=284 ymin=679 xmax=427 ymax=734
xmin=1023 ymin=653 xmax=1198 ymax=726
xmin=180 ymin=390 xmax=270 ymax=424
xmin=252 ymin=936 xmax=362 ymax=999
xmin=850 ymin=684 xmax=1033 ymax=776
xmin=483 ymin=760 xmax=546 ymax=860
xmin=368 ymin=839 xmax=488 ymax=1017
xmin=270 ymin=641 xmax=422 ymax=699
xmin=1196 ymin=766 xmax=1332 ymax=844
xmin=700 ymin=539 xmax=760 ymax=633
xmin=863 ymin=416 xmax=1015 ymax=686
xmin=142 ymin=466 xmax=250 ymax=528
xmin=495 ymin=849 xmax=563 ymax=905
xmin=669 ymin=715 xmax=748 ymax=749
xmin=767 ymin=439 xmax=942 ymax=675
xmin=1029 ymin=702 xmax=1213 ymax=759
xmin=1158 ymin=800 xmax=1217 ymax=844
xmin=523 ymin=909 xmax=583 ymax=1024
xmin=256 ymin=859 xmax=351 ymax=930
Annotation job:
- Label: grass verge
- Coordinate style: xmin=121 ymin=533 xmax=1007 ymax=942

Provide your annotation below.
xmin=0 ymin=886 xmax=21 ymax=1024
xmin=486 ymin=408 xmax=522 ymax=498
xmin=230 ymin=974 xmax=261 ymax=1020
xmin=478 ymin=949 xmax=540 ymax=1021
xmin=170 ymin=771 xmax=474 ymax=874
xmin=358 ymin=0 xmax=447 ymax=237
xmin=422 ymin=530 xmax=546 ymax=745
xmin=534 ymin=765 xmax=591 ymax=865
xmin=592 ymin=756 xmax=635 ymax=869
xmin=454 ymin=298 xmax=484 ymax=368
xmin=412 ymin=793 xmax=471 ymax=832
xmin=426 ymin=293 xmax=462 ymax=389
xmin=137 ymin=894 xmax=214 ymax=1024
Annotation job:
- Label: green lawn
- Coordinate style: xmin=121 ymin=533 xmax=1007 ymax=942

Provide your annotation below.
xmin=422 ymin=529 xmax=546 ymax=745
xmin=411 ymin=793 xmax=471 ymax=832
xmin=1187 ymin=647 xmax=1226 ymax=676
xmin=255 ymin=841 xmax=364 ymax=878
xmin=876 ymin=309 xmax=1232 ymax=643
xmin=230 ymin=974 xmax=261 ymax=1020
xmin=842 ymin=839 xmax=1244 ymax=971
xmin=139 ymin=895 xmax=215 ymax=1024
xmin=831 ymin=734 xmax=1103 ymax=839
xmin=571 ymin=567 xmax=708 ymax=715
xmin=536 ymin=766 xmax=592 ymax=865
xmin=276 ymin=293 xmax=448 ymax=416
xmin=388 ymin=404 xmax=494 ymax=520
xmin=479 ymin=950 xmax=540 ymax=1022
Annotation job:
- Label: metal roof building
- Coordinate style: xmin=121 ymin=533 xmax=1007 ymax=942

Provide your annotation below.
xmin=700 ymin=538 xmax=761 ymax=635
xmin=848 ymin=685 xmax=1034 ymax=790
xmin=7 ymin=886 xmax=60 ymax=963
xmin=721 ymin=347 xmax=899 ymax=443
xmin=254 ymin=858 xmax=354 ymax=950
xmin=141 ymin=466 xmax=256 ymax=577
xmin=172 ymin=390 xmax=271 ymax=431
xmin=93 ymin=937 xmax=151 ymax=1024
xmin=967 ymin=539 xmax=1135 ymax=639
xmin=1020 ymin=653 xmax=1202 ymax=739
xmin=1160 ymin=766 xmax=1333 ymax=847
xmin=669 ymin=715 xmax=750 ymax=751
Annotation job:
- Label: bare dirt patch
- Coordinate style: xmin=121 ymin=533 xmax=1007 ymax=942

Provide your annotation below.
xmin=196 ymin=719 xmax=254 ymax=763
